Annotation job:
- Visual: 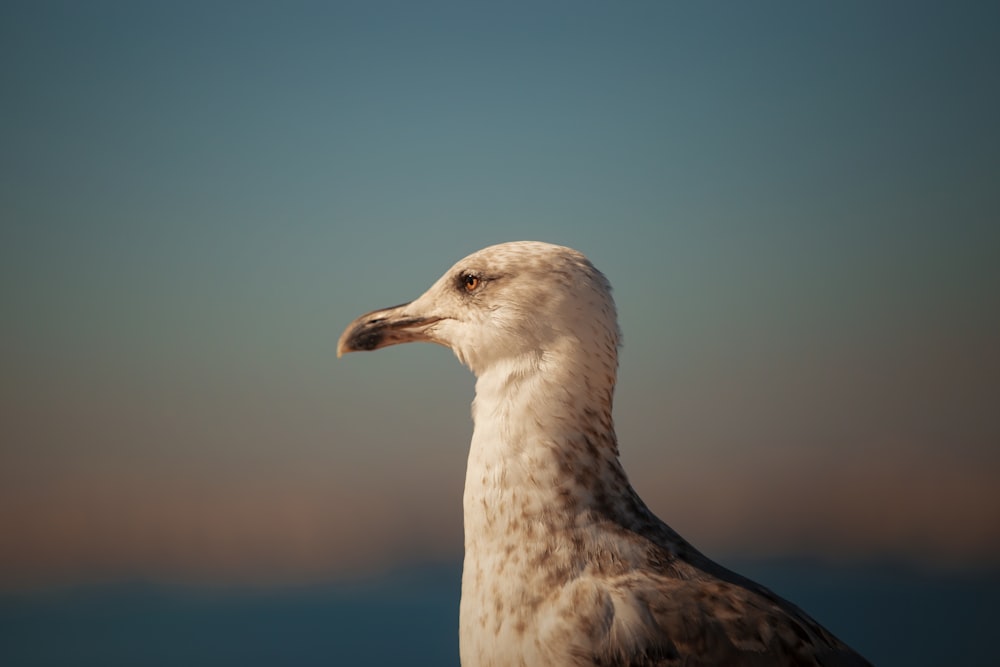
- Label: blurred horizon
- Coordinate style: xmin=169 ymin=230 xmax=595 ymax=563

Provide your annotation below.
xmin=2 ymin=0 xmax=999 ymax=594
xmin=2 ymin=559 xmax=999 ymax=667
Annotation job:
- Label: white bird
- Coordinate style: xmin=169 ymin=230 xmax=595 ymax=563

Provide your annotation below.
xmin=337 ymin=241 xmax=872 ymax=667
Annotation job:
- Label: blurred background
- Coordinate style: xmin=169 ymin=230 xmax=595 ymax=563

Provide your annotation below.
xmin=1 ymin=1 xmax=998 ymax=665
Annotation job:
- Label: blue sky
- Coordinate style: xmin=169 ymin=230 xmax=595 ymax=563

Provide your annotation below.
xmin=1 ymin=0 xmax=998 ymax=586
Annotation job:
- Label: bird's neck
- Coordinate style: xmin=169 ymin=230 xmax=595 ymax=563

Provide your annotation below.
xmin=458 ymin=348 xmax=662 ymax=665
xmin=464 ymin=349 xmax=638 ymax=547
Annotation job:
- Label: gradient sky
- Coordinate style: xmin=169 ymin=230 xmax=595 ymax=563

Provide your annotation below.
xmin=1 ymin=1 xmax=998 ymax=588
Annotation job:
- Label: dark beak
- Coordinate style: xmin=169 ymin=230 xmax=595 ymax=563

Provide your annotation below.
xmin=337 ymin=302 xmax=443 ymax=358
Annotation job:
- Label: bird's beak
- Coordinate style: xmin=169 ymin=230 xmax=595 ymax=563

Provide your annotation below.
xmin=337 ymin=302 xmax=445 ymax=358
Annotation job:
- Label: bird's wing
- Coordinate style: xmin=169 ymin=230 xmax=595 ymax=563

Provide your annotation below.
xmin=579 ymin=573 xmax=873 ymax=667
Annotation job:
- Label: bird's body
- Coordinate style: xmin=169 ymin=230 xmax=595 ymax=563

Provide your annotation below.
xmin=338 ymin=241 xmax=871 ymax=666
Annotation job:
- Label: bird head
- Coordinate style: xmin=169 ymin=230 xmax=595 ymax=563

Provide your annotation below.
xmin=337 ymin=241 xmax=620 ymax=377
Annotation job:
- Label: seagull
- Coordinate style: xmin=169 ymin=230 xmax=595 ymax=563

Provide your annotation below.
xmin=337 ymin=241 xmax=872 ymax=667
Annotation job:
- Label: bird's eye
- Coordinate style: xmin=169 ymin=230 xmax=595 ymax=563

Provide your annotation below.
xmin=462 ymin=273 xmax=480 ymax=292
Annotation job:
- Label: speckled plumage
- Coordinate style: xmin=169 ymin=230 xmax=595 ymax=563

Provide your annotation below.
xmin=338 ymin=241 xmax=872 ymax=667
